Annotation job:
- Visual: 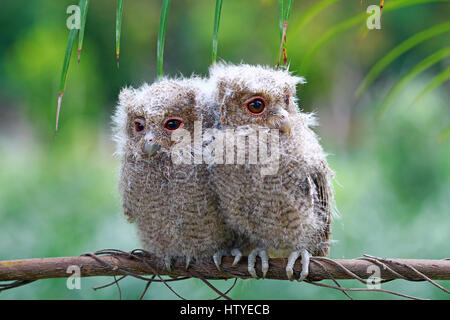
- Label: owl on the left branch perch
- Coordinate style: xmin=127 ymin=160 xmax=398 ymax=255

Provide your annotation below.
xmin=112 ymin=77 xmax=233 ymax=270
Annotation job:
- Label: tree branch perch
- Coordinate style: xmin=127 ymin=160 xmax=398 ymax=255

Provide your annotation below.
xmin=1 ymin=251 xmax=449 ymax=283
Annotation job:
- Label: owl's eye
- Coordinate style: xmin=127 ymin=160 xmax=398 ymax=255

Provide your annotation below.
xmin=134 ymin=119 xmax=145 ymax=133
xmin=163 ymin=118 xmax=184 ymax=131
xmin=245 ymin=97 xmax=267 ymax=115
xmin=284 ymin=93 xmax=290 ymax=106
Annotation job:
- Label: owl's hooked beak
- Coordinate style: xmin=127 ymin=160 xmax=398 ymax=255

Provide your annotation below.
xmin=276 ymin=109 xmax=292 ymax=136
xmin=144 ymin=134 xmax=161 ymax=158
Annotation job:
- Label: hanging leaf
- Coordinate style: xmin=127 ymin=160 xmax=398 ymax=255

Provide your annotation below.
xmin=77 ymin=0 xmax=90 ymax=63
xmin=157 ymin=0 xmax=171 ymax=78
xmin=212 ymin=0 xmax=223 ymax=65
xmin=277 ymin=0 xmax=293 ymax=68
xmin=56 ymin=27 xmax=79 ymax=134
xmin=278 ymin=0 xmax=285 ymax=40
xmin=115 ymin=0 xmax=124 ymax=68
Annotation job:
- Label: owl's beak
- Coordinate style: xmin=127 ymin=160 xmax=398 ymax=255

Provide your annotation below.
xmin=144 ymin=140 xmax=161 ymax=158
xmin=277 ymin=109 xmax=292 ymax=136
xmin=279 ymin=117 xmax=292 ymax=136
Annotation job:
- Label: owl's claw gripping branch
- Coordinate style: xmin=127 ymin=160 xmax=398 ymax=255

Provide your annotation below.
xmin=248 ymin=248 xmax=269 ymax=278
xmin=231 ymin=249 xmax=243 ymax=266
xmin=299 ymin=250 xmax=312 ymax=282
xmin=286 ymin=249 xmax=311 ymax=281
xmin=164 ymin=257 xmax=172 ymax=272
xmin=213 ymin=251 xmax=225 ymax=271
xmin=185 ymin=256 xmax=192 ymax=270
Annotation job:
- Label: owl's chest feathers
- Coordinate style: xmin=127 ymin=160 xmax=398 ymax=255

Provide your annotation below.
xmin=214 ymin=139 xmax=323 ymax=247
xmin=123 ymin=158 xmax=212 ymax=220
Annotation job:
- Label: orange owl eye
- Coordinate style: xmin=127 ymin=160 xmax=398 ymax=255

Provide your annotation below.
xmin=245 ymin=97 xmax=267 ymax=115
xmin=163 ymin=118 xmax=183 ymax=131
xmin=134 ymin=119 xmax=145 ymax=133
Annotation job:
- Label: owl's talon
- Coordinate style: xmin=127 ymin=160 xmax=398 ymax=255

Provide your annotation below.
xmin=248 ymin=248 xmax=269 ymax=279
xmin=286 ymin=249 xmax=311 ymax=282
xmin=164 ymin=257 xmax=172 ymax=272
xmin=185 ymin=256 xmax=192 ymax=270
xmin=231 ymin=248 xmax=242 ymax=266
xmin=213 ymin=251 xmax=224 ymax=271
xmin=298 ymin=250 xmax=311 ymax=282
xmin=286 ymin=251 xmax=300 ymax=281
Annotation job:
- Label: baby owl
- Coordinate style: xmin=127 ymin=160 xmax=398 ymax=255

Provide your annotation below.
xmin=112 ymin=77 xmax=232 ymax=270
xmin=208 ymin=63 xmax=334 ymax=281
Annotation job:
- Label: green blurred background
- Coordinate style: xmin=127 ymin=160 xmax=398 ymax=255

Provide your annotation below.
xmin=0 ymin=0 xmax=449 ymax=300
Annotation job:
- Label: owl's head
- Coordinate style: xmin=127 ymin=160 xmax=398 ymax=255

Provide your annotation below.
xmin=112 ymin=77 xmax=206 ymax=160
xmin=209 ymin=62 xmax=306 ymax=134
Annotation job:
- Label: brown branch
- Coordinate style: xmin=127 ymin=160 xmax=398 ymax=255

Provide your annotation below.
xmin=0 ymin=252 xmax=449 ymax=283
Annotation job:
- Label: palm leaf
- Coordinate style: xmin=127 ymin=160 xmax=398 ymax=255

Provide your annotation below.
xmin=300 ymin=0 xmax=450 ymax=75
xmin=438 ymin=124 xmax=450 ymax=143
xmin=377 ymin=46 xmax=450 ymax=117
xmin=357 ymin=21 xmax=450 ymax=98
xmin=212 ymin=0 xmax=223 ymax=65
xmin=115 ymin=0 xmax=124 ymax=68
xmin=413 ymin=65 xmax=450 ymax=103
xmin=77 ymin=0 xmax=90 ymax=64
xmin=157 ymin=0 xmax=171 ymax=78
xmin=291 ymin=0 xmax=340 ymax=39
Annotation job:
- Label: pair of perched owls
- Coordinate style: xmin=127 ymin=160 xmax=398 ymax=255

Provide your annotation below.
xmin=112 ymin=63 xmax=334 ymax=281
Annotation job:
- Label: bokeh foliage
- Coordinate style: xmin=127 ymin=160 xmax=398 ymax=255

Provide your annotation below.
xmin=0 ymin=0 xmax=449 ymax=299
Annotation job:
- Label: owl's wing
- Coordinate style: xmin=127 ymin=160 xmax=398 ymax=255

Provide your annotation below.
xmin=309 ymin=167 xmax=333 ymax=257
xmin=123 ymin=203 xmax=135 ymax=223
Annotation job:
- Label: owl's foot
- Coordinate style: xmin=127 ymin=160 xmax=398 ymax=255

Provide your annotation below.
xmin=248 ymin=248 xmax=269 ymax=279
xmin=286 ymin=249 xmax=311 ymax=281
xmin=231 ymin=248 xmax=242 ymax=266
xmin=213 ymin=250 xmax=226 ymax=271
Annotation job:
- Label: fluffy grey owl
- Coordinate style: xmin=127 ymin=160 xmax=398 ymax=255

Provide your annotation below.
xmin=208 ymin=63 xmax=334 ymax=280
xmin=112 ymin=77 xmax=232 ymax=270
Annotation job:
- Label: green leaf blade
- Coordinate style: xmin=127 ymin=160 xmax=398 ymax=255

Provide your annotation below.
xmin=291 ymin=0 xmax=340 ymax=39
xmin=116 ymin=0 xmax=124 ymax=68
xmin=77 ymin=0 xmax=90 ymax=63
xmin=56 ymin=27 xmax=79 ymax=133
xmin=378 ymin=46 xmax=450 ymax=117
xmin=157 ymin=0 xmax=171 ymax=78
xmin=413 ymin=65 xmax=450 ymax=104
xmin=357 ymin=21 xmax=450 ymax=98
xmin=212 ymin=0 xmax=223 ymax=65
xmin=300 ymin=0 xmax=450 ymax=75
